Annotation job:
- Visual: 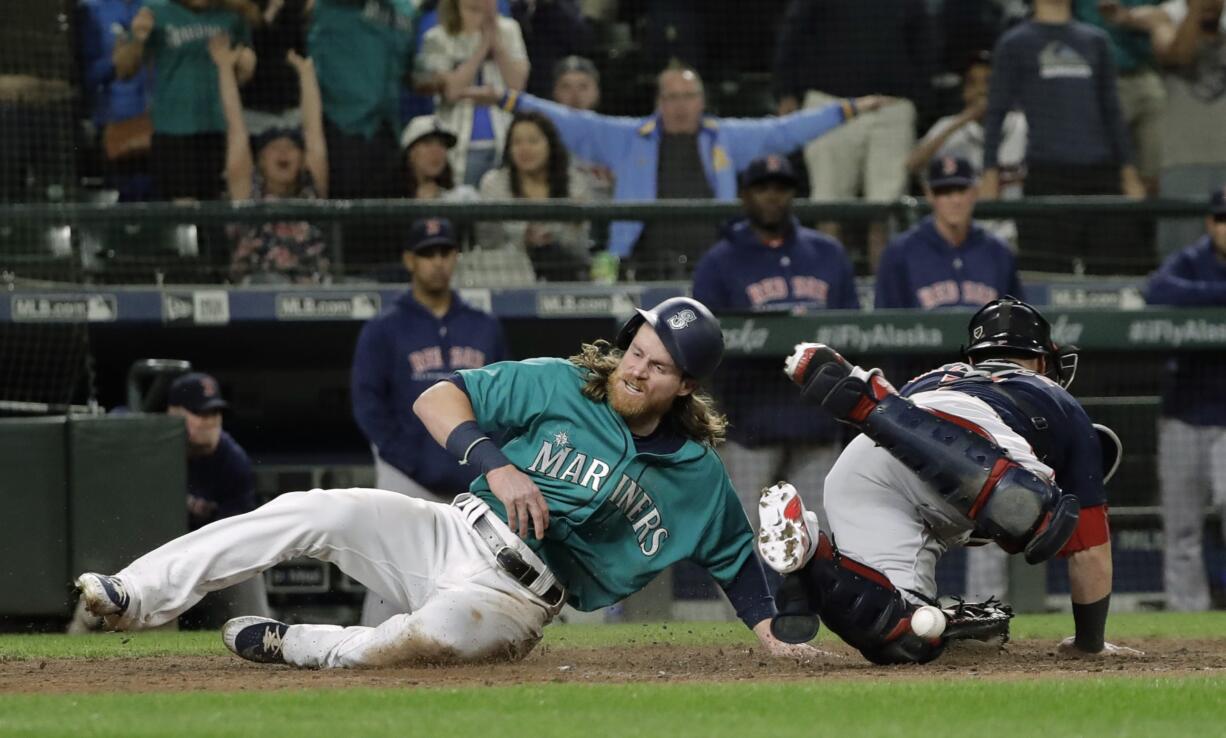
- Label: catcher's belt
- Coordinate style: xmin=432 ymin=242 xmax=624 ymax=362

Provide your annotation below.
xmin=454 ymin=493 xmax=567 ymax=611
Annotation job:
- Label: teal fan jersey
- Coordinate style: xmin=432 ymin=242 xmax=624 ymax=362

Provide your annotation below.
xmin=459 ymin=358 xmax=753 ymax=611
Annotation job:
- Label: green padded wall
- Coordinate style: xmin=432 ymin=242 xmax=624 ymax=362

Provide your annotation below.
xmin=69 ymin=415 xmax=186 ymax=578
xmin=0 ymin=417 xmax=68 ymax=615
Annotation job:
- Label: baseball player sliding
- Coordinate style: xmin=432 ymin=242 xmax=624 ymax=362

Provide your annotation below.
xmin=758 ymin=297 xmax=1143 ymax=663
xmin=76 ymin=298 xmax=815 ymax=667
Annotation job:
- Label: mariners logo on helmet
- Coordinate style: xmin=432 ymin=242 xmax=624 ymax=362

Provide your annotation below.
xmin=667 ymin=309 xmax=698 ymax=330
xmin=614 ymin=298 xmax=725 ymax=380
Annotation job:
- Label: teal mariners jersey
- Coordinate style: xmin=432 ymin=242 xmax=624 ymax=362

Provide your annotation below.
xmin=458 ymin=358 xmax=754 ymax=611
xmin=142 ymin=0 xmax=252 ymax=134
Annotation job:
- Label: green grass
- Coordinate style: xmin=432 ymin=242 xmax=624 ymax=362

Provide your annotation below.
xmin=1 ymin=614 xmax=1222 ymax=738
xmin=1 ymin=678 xmax=1223 ymax=738
xmin=2 ymin=611 xmax=1222 ymax=661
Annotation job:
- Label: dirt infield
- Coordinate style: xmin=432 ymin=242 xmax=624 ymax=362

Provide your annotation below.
xmin=4 ymin=638 xmax=1224 ymax=694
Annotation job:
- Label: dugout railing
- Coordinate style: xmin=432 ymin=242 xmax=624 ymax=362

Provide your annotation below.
xmin=0 ymin=196 xmax=1215 ymax=286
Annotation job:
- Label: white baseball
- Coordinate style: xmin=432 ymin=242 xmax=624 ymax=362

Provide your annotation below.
xmin=910 ymin=606 xmax=946 ymax=639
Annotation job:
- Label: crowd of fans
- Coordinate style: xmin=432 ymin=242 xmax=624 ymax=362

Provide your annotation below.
xmin=48 ymin=0 xmax=1225 ymax=286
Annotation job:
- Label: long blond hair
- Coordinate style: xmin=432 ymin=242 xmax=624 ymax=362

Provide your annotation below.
xmin=568 ymin=340 xmax=727 ymax=447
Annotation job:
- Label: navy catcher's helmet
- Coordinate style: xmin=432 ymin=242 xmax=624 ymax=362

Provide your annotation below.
xmin=615 ymin=297 xmax=724 ymax=380
xmin=964 ymin=296 xmax=1078 ymax=388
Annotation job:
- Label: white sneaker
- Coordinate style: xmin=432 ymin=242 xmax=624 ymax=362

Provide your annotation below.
xmin=756 ymin=482 xmax=820 ymax=574
xmin=75 ymin=573 xmax=131 ymax=629
xmin=223 ymin=616 xmax=290 ymax=665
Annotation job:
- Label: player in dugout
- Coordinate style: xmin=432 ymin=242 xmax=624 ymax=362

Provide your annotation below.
xmin=76 ymin=298 xmax=819 ymax=667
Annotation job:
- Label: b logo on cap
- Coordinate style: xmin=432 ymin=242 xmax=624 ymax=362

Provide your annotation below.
xmin=766 ymin=155 xmax=782 ymax=172
xmin=942 ymin=157 xmax=958 ymax=176
xmin=201 ymin=376 xmax=219 ymax=397
xmin=426 ymin=219 xmax=441 ymax=235
xmin=668 ymin=309 xmax=698 ymax=330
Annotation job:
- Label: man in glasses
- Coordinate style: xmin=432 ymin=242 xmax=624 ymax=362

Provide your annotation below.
xmin=1144 ymin=185 xmax=1226 ymax=611
xmin=350 ymin=216 xmax=508 ymax=625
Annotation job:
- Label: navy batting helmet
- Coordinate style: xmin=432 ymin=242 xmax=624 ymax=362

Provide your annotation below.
xmin=615 ymin=297 xmax=724 ymax=380
xmin=964 ymin=296 xmax=1078 ymax=388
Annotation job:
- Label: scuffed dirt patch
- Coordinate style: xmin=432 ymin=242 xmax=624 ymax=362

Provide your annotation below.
xmin=4 ymin=638 xmax=1224 ymax=694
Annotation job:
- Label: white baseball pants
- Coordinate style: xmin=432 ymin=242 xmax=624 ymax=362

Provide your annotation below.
xmin=109 ymin=488 xmax=556 ymax=668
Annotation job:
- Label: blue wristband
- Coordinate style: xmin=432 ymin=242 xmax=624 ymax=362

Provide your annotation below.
xmin=445 ymin=420 xmax=512 ymax=474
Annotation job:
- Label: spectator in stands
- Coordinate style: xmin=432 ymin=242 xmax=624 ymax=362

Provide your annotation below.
xmin=476 ymin=111 xmax=590 ymax=281
xmin=309 ymin=0 xmax=415 ymax=199
xmin=692 ymin=154 xmax=858 ymax=527
xmin=350 ymin=215 xmax=508 ymax=624
xmin=907 ymin=51 xmax=1027 ymax=245
xmin=210 ymin=35 xmax=330 ymax=284
xmin=398 ymin=115 xmax=478 ymax=201
xmin=167 ymin=371 xmax=271 ymax=627
xmin=877 ymin=156 xmax=1023 ymax=310
xmin=242 ymin=0 xmax=308 ymax=135
xmin=511 ymin=0 xmax=592 ymax=99
xmin=1123 ymin=0 xmax=1226 ymax=256
xmin=417 ymin=0 xmax=530 ymax=187
xmin=981 ymin=0 xmax=1147 ymax=274
xmin=113 ymin=0 xmax=259 ymax=201
xmin=1076 ymin=0 xmax=1167 ymax=196
xmin=773 ymin=0 xmax=933 ymax=269
xmin=464 ymin=64 xmax=890 ymax=280
xmin=551 ymin=55 xmax=612 ymax=201
xmin=1143 ymin=186 xmax=1226 ymax=611
xmin=78 ymin=0 xmax=155 ymax=202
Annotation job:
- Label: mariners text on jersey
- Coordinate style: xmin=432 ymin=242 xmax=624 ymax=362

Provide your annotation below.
xmin=528 ymin=439 xmax=669 ymax=556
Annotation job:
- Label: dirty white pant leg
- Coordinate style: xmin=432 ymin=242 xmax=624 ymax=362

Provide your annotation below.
xmin=362 ymin=449 xmax=453 ymax=627
xmin=115 ymin=488 xmax=441 ymax=629
xmin=281 ymin=504 xmax=549 ymax=668
xmin=283 ymin=578 xmax=548 ymax=668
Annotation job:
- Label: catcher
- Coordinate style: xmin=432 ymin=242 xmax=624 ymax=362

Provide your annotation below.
xmin=758 ymin=297 xmax=1142 ymax=663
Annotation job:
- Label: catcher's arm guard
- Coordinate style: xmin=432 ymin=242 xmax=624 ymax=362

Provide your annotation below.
xmin=784 ymin=343 xmax=896 ymax=422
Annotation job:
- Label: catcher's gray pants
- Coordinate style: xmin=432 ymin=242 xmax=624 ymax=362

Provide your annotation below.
xmin=362 ymin=449 xmax=454 ymax=626
xmin=721 ymin=440 xmax=841 ymax=530
xmin=1158 ymin=418 xmax=1226 ymax=611
xmin=109 ymin=488 xmax=557 ymax=667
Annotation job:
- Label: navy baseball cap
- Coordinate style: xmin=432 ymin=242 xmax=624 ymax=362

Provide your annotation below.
xmin=1210 ymin=185 xmax=1226 ymax=216
xmin=740 ymin=154 xmax=799 ymax=189
xmin=927 ymin=155 xmax=976 ymax=189
xmin=168 ymin=372 xmax=228 ymax=414
xmin=406 ymin=217 xmax=458 ymax=252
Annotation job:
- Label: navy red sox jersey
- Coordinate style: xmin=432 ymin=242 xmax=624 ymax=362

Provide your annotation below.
xmin=1144 ymin=235 xmax=1226 ymax=426
xmin=901 ymin=360 xmax=1106 ymax=511
xmin=693 ymin=216 xmax=859 ymax=446
xmin=874 ymin=217 xmax=1023 ymax=309
xmin=692 ymin=216 xmax=860 ymax=312
xmin=351 ymin=291 xmax=507 ymax=493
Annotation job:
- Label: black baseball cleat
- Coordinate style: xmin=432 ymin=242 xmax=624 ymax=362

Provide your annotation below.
xmin=942 ymin=597 xmax=1014 ymax=644
xmin=75 ymin=573 xmax=131 ymax=621
xmin=223 ymin=617 xmax=290 ymax=665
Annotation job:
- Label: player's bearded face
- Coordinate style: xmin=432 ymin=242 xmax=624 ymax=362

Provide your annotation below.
xmin=608 ymin=327 xmax=691 ymax=422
